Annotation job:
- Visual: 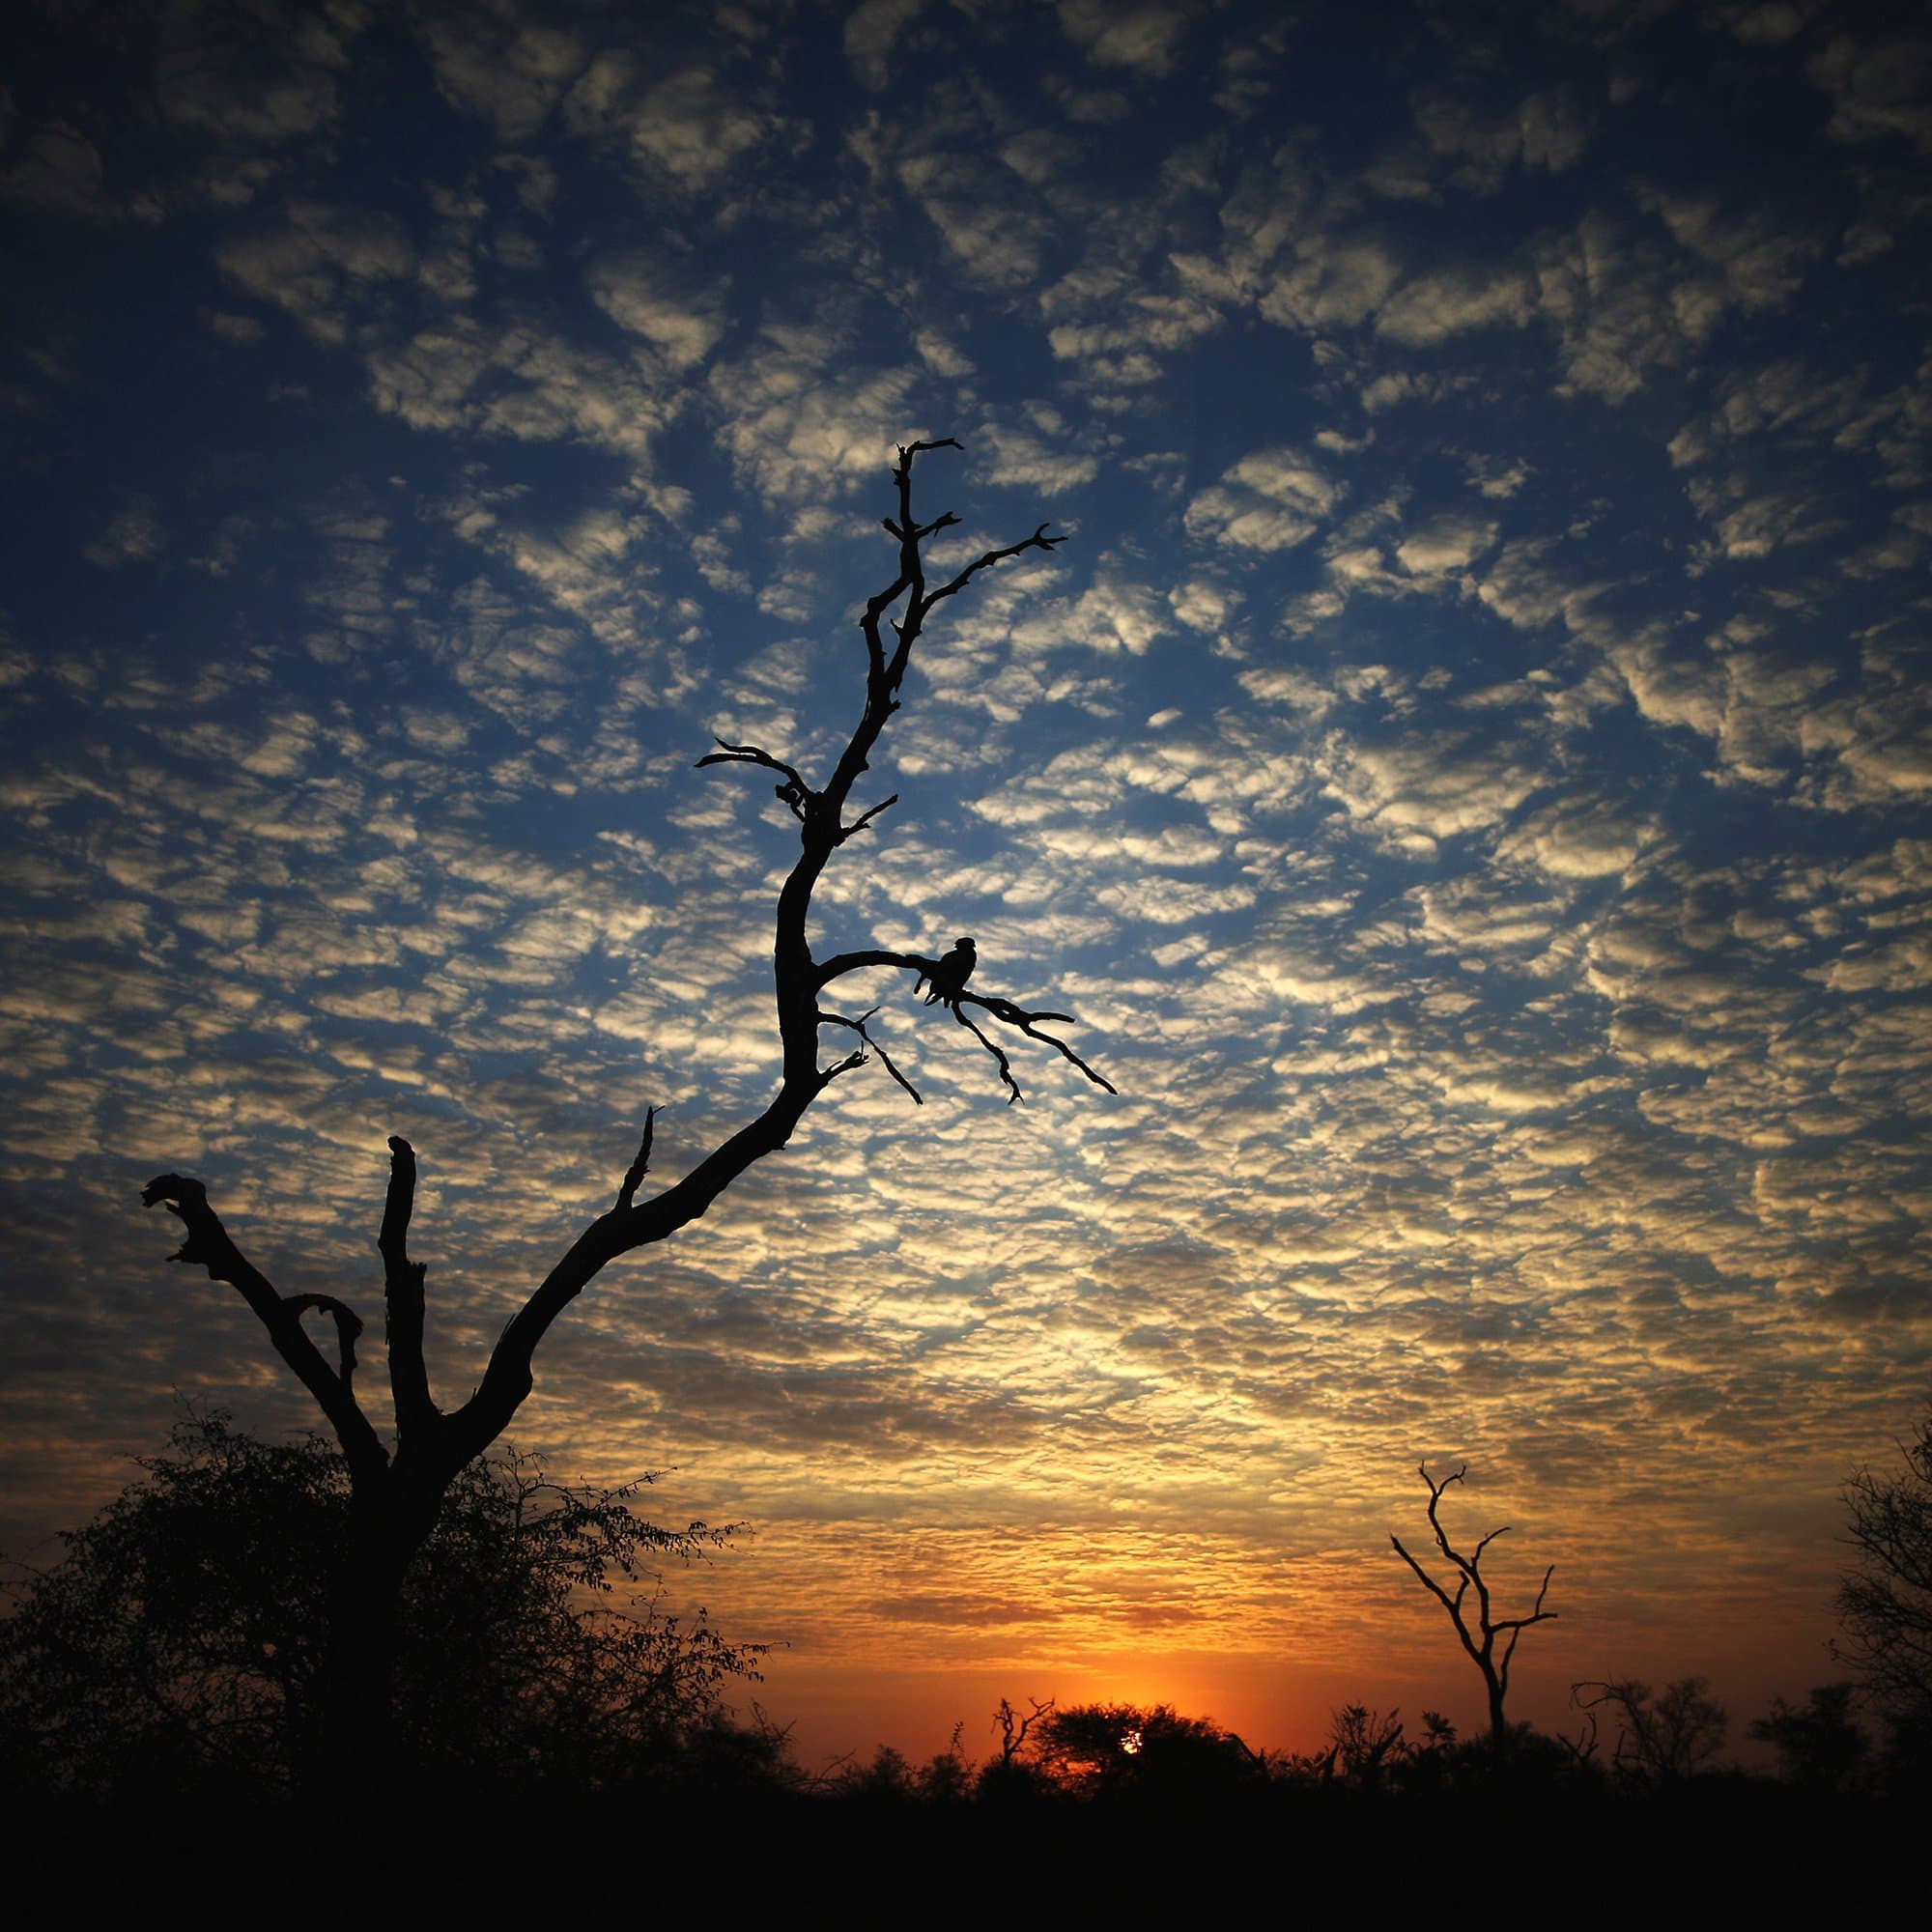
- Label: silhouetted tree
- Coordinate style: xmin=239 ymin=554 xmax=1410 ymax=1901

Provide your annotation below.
xmin=137 ymin=440 xmax=1110 ymax=1780
xmin=1026 ymin=1701 xmax=1259 ymax=1797
xmin=1571 ymin=1676 xmax=1726 ymax=1786
xmin=0 ymin=1407 xmax=767 ymax=1799
xmin=1748 ymin=1684 xmax=1867 ymax=1793
xmin=917 ymin=1722 xmax=975 ymax=1802
xmin=993 ymin=1693 xmax=1055 ymax=1768
xmin=1304 ymin=1702 xmax=1411 ymax=1789
xmin=1390 ymin=1463 xmax=1555 ymax=1742
xmin=1833 ymin=1404 xmax=1932 ymax=1726
xmin=974 ymin=1693 xmax=1058 ymax=1798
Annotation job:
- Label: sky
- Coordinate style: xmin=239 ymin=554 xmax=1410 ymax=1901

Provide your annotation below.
xmin=3 ymin=0 xmax=1930 ymax=1769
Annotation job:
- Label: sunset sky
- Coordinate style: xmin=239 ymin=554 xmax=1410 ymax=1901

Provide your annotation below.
xmin=4 ymin=0 xmax=1930 ymax=1767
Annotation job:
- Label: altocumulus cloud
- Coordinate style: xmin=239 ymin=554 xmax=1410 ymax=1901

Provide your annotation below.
xmin=1 ymin=0 xmax=1929 ymax=1749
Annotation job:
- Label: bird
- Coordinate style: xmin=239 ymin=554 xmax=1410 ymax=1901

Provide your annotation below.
xmin=923 ymin=936 xmax=977 ymax=1006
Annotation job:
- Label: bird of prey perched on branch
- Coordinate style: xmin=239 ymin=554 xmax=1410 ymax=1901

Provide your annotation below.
xmin=923 ymin=936 xmax=977 ymax=1006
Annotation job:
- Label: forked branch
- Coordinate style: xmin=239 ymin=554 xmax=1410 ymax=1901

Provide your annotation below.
xmin=1390 ymin=1462 xmax=1556 ymax=1742
xmin=140 ymin=1174 xmax=386 ymax=1480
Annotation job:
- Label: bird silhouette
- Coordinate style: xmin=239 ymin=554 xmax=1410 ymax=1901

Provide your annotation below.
xmin=923 ymin=935 xmax=977 ymax=1006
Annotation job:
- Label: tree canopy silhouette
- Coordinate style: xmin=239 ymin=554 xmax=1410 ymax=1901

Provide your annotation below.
xmin=137 ymin=440 xmax=1110 ymax=1778
xmin=1834 ymin=1403 xmax=1932 ymax=1739
xmin=1570 ymin=1676 xmax=1727 ymax=1786
xmin=1021 ymin=1700 xmax=1260 ymax=1798
xmin=0 ymin=1408 xmax=768 ymax=1801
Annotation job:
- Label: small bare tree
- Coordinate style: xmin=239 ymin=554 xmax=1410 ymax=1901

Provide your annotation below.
xmin=1390 ymin=1462 xmax=1555 ymax=1743
xmin=141 ymin=439 xmax=1112 ymax=1778
xmin=992 ymin=1694 xmax=1055 ymax=1769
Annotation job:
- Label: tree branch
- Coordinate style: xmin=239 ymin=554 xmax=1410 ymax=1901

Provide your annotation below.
xmin=696 ymin=739 xmax=812 ymax=823
xmin=141 ymin=1175 xmax=387 ymax=1482
xmin=811 ymin=949 xmax=1113 ymax=1104
xmin=286 ymin=1294 xmax=365 ymax=1384
xmin=922 ymin=522 xmax=1065 ymax=614
xmin=148 ymin=437 xmax=1104 ymax=1504
xmin=818 ymin=1009 xmax=922 ymax=1103
xmin=838 ymin=793 xmax=897 ymax=843
xmin=615 ymin=1109 xmax=659 ymax=1211
xmin=381 ymin=1135 xmax=438 ymax=1441
xmin=956 ymin=990 xmax=1117 ymax=1099
xmin=1390 ymin=1534 xmax=1465 ymax=1624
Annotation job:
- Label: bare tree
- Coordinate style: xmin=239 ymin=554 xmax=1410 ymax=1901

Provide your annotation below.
xmin=140 ymin=439 xmax=1112 ymax=1779
xmin=992 ymin=1694 xmax=1055 ymax=1769
xmin=1390 ymin=1462 xmax=1555 ymax=1743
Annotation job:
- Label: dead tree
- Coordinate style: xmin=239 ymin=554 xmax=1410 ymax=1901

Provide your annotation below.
xmin=1390 ymin=1462 xmax=1555 ymax=1743
xmin=141 ymin=438 xmax=1111 ymax=1780
xmin=993 ymin=1694 xmax=1055 ymax=1768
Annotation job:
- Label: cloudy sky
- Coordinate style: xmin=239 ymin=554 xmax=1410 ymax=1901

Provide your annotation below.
xmin=4 ymin=0 xmax=1930 ymax=1762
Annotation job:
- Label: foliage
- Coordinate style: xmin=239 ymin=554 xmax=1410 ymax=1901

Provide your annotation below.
xmin=1023 ymin=1700 xmax=1261 ymax=1797
xmin=827 ymin=1739 xmax=969 ymax=1802
xmin=1572 ymin=1676 xmax=1727 ymax=1786
xmin=1304 ymin=1703 xmax=1410 ymax=1788
xmin=0 ymin=1408 xmax=768 ymax=1799
xmin=1834 ymin=1404 xmax=1932 ymax=1724
xmin=1747 ymin=1684 xmax=1868 ymax=1792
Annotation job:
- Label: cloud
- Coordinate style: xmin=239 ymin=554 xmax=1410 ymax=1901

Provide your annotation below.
xmin=979 ymin=421 xmax=1099 ymax=492
xmin=217 ymin=200 xmax=414 ymax=344
xmin=1464 ymin=454 xmax=1530 ymax=499
xmin=1010 ymin=571 xmax=1172 ymax=657
xmin=587 ymin=256 xmax=728 ymax=370
xmin=845 ymin=0 xmax=927 ymax=92
xmin=708 ymin=323 xmax=922 ymax=501
xmin=565 ymin=56 xmax=780 ymax=190
xmin=895 ymin=150 xmax=1052 ymax=291
xmin=1683 ymin=472 xmax=1835 ymax=561
xmin=414 ymin=0 xmax=585 ymax=141
xmin=1184 ymin=448 xmax=1341 ymax=553
xmin=1258 ymin=235 xmax=1406 ymax=335
xmin=1321 ymin=728 xmax=1545 ymax=848
xmin=1056 ymin=0 xmax=1189 ymax=77
xmin=1810 ymin=32 xmax=1932 ymax=152
xmin=1413 ymin=85 xmax=1592 ymax=188
xmin=0 ymin=121 xmax=111 ymax=221
xmin=1357 ymin=370 xmax=1475 ymax=414
xmin=913 ymin=328 xmax=975 ymax=379
xmin=152 ymin=0 xmax=364 ymax=146
xmin=82 ymin=506 xmax=165 ymax=569
xmin=1394 ymin=512 xmax=1499 ymax=578
xmin=1495 ymin=798 xmax=1654 ymax=882
xmin=368 ymin=318 xmax=671 ymax=466
xmin=1046 ymin=290 xmax=1223 ymax=384
xmin=9 ymin=0 xmax=1932 ymax=1757
xmin=1642 ymin=188 xmax=1824 ymax=314
xmin=1668 ymin=357 xmax=1875 ymax=467
xmin=1377 ymin=266 xmax=1536 ymax=346
xmin=1532 ymin=213 xmax=1686 ymax=404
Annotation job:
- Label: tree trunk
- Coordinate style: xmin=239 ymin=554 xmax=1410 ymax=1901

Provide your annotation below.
xmin=306 ymin=1467 xmax=447 ymax=1791
xmin=1487 ymin=1677 xmax=1509 ymax=1747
